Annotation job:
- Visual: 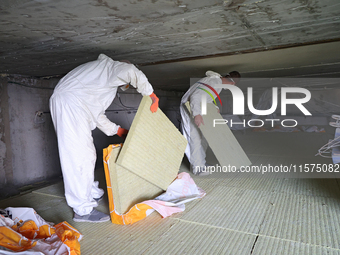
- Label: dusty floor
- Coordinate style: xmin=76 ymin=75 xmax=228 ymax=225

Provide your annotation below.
xmin=1 ymin=129 xmax=340 ymax=254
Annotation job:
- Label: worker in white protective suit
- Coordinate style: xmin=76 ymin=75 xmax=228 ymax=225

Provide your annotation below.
xmin=180 ymin=70 xmax=240 ymax=176
xmin=50 ymin=54 xmax=159 ymax=222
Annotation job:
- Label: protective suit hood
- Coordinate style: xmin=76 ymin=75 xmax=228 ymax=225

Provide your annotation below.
xmin=205 ymin=71 xmax=222 ymax=78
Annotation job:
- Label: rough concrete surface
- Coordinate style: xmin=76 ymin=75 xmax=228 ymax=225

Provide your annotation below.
xmin=0 ymin=0 xmax=339 ymax=88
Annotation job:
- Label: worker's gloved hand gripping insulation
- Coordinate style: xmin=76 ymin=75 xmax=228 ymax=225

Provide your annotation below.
xmin=117 ymin=127 xmax=128 ymax=137
xmin=149 ymin=92 xmax=159 ymax=113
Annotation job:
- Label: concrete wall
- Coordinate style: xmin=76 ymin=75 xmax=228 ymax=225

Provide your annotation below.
xmin=0 ymin=80 xmax=12 ymax=189
xmin=0 ymin=77 xmax=61 ymax=198
xmin=0 ymin=76 xmax=183 ymax=198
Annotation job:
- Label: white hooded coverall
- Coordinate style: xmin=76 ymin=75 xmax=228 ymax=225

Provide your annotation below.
xmin=180 ymin=71 xmax=224 ymax=170
xmin=50 ymin=54 xmax=154 ymax=216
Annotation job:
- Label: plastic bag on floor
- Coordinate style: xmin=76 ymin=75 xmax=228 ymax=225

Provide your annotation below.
xmin=143 ymin=172 xmax=206 ymax=218
xmin=0 ymin=207 xmax=82 ymax=255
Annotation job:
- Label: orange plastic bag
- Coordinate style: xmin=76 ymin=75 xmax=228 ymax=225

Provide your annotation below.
xmin=0 ymin=208 xmax=82 ymax=254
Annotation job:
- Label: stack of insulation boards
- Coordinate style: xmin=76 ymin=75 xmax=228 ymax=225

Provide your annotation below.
xmin=104 ymin=96 xmax=187 ymax=216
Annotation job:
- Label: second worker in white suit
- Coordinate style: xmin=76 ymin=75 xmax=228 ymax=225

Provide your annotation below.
xmin=180 ymin=70 xmax=240 ymax=176
xmin=50 ymin=54 xmax=159 ymax=222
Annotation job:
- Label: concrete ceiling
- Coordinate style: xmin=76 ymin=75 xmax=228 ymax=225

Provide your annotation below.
xmin=1 ymin=0 xmax=340 ymax=91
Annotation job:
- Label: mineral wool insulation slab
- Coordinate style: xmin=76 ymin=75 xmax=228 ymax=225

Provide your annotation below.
xmin=259 ymin=192 xmax=340 ymax=248
xmin=145 ymin=221 xmax=257 ymax=255
xmin=32 ymin=182 xmax=65 ymax=198
xmin=251 ymin=236 xmax=340 ymax=255
xmin=79 ymin=213 xmax=177 ymax=255
xmin=106 ymin=145 xmax=163 ymax=214
xmin=277 ymin=178 xmax=340 ymax=198
xmin=185 ymin=102 xmax=251 ymax=169
xmin=181 ymin=186 xmax=271 ymax=234
xmin=117 ymin=96 xmax=187 ymax=190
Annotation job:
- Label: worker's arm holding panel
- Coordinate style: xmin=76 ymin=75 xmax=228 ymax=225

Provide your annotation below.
xmin=96 ymin=114 xmax=120 ymax=136
xmin=116 ymin=63 xmax=159 ymax=112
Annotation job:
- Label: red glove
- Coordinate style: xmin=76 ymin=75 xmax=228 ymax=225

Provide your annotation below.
xmin=117 ymin=127 xmax=128 ymax=137
xmin=149 ymin=92 xmax=159 ymax=113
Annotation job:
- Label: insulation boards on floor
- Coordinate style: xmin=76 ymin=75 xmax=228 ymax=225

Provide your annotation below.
xmin=185 ymin=102 xmax=251 ymax=169
xmin=105 ymin=96 xmax=187 ymax=215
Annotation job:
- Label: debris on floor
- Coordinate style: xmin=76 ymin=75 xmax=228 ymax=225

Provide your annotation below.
xmin=0 ymin=207 xmax=82 ymax=255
